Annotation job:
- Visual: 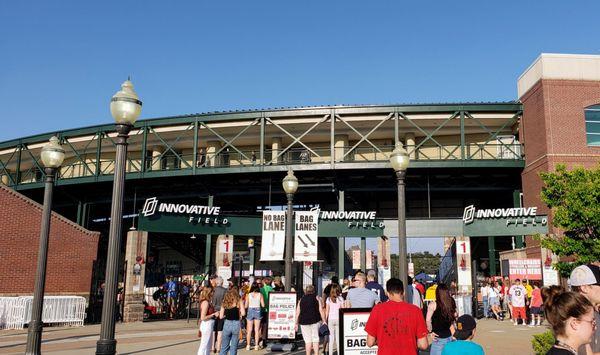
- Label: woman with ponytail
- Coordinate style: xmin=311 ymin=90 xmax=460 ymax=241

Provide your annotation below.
xmin=541 ymin=286 xmax=596 ymax=354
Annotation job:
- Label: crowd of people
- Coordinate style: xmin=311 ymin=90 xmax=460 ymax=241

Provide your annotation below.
xmin=480 ymin=276 xmax=544 ymax=326
xmin=188 ymin=263 xmax=598 ymax=355
xmin=196 ymin=275 xmax=283 ymax=355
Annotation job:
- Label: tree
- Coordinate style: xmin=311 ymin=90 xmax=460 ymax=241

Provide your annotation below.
xmin=390 ymin=252 xmax=442 ymax=277
xmin=538 ymin=164 xmax=600 ymax=277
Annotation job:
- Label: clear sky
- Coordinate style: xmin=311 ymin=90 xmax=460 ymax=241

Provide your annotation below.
xmin=1 ymin=1 xmax=600 ymax=142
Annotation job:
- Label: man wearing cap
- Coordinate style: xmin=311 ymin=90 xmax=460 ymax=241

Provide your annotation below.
xmin=570 ymin=263 xmax=600 ymax=355
xmin=441 ymin=314 xmax=484 ymax=355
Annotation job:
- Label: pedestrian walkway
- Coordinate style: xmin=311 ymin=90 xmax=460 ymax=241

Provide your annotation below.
xmin=0 ymin=318 xmax=545 ymax=354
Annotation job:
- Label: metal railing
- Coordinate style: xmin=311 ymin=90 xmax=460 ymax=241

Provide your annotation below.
xmin=4 ymin=142 xmax=523 ymax=185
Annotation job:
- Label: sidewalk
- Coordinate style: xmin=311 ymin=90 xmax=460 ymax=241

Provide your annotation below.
xmin=0 ymin=318 xmax=545 ymax=354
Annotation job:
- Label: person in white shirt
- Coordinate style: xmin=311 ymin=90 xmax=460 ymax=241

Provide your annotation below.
xmin=508 ymin=279 xmax=527 ymax=326
xmin=480 ymin=283 xmax=490 ymax=318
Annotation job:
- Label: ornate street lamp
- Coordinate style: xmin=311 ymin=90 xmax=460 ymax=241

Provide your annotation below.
xmin=389 ymin=144 xmax=410 ymax=294
xmin=96 ymin=80 xmax=142 ymax=355
xmin=25 ymin=136 xmax=65 ymax=355
xmin=282 ymin=169 xmax=298 ymax=291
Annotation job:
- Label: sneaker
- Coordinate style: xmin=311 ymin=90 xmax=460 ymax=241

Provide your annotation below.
xmin=245 ymin=346 xmax=250 ymax=351
xmin=514 ymin=322 xmax=518 ymax=326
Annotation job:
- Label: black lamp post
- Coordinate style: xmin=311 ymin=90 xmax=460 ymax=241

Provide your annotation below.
xmin=96 ymin=80 xmax=142 ymax=355
xmin=25 ymin=136 xmax=65 ymax=355
xmin=282 ymin=169 xmax=298 ymax=291
xmin=389 ymin=144 xmax=410 ymax=294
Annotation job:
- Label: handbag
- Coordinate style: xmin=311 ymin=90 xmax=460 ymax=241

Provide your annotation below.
xmin=319 ymin=323 xmax=330 ymax=337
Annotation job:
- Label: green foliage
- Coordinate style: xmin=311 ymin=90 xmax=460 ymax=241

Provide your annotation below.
xmin=531 ymin=330 xmax=555 ymax=355
xmin=390 ymin=252 xmax=442 ymax=277
xmin=538 ymin=165 xmax=600 ymax=277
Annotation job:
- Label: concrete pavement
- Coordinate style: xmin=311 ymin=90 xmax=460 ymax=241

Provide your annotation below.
xmin=0 ymin=318 xmax=545 ymax=354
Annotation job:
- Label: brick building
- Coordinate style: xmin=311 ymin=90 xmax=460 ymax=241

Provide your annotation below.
xmin=518 ymin=53 xmax=600 ymax=258
xmin=0 ymin=184 xmax=100 ymax=299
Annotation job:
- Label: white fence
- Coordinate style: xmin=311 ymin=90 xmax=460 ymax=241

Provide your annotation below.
xmin=0 ymin=296 xmax=86 ymax=330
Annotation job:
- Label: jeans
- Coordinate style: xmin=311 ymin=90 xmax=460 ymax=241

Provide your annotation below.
xmin=482 ymin=296 xmax=489 ymax=317
xmin=219 ymin=319 xmax=241 ymax=355
xmin=328 ymin=319 xmax=339 ymax=355
xmin=430 ymin=336 xmax=453 ymax=355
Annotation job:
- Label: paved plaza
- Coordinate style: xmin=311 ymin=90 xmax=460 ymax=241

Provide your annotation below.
xmin=0 ymin=318 xmax=545 ymax=354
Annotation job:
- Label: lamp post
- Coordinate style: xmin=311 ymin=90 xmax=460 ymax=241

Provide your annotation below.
xmin=389 ymin=144 xmax=410 ymax=294
xmin=25 ymin=137 xmax=65 ymax=355
xmin=96 ymin=80 xmax=142 ymax=355
xmin=282 ymin=169 xmax=298 ymax=291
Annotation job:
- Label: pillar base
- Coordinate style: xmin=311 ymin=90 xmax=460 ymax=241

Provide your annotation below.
xmin=123 ymin=294 xmax=145 ymax=323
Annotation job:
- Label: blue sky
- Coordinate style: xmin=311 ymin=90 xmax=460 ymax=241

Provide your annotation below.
xmin=1 ymin=1 xmax=600 ymax=143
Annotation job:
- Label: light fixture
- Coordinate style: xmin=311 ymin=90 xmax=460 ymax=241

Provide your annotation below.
xmin=40 ymin=136 xmax=65 ymax=169
xmin=282 ymin=169 xmax=299 ymax=194
xmin=110 ymin=79 xmax=142 ymax=126
xmin=389 ymin=144 xmax=410 ymax=172
xmin=190 ymin=234 xmax=196 ymax=240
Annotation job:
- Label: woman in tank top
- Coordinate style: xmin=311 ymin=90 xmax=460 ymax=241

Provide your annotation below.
xmin=426 ymin=283 xmax=457 ymax=355
xmin=197 ymin=287 xmax=218 ymax=355
xmin=325 ymin=284 xmax=344 ymax=355
xmin=296 ymin=285 xmax=325 ymax=355
xmin=219 ymin=286 xmax=246 ymax=355
xmin=244 ymin=282 xmax=265 ymax=350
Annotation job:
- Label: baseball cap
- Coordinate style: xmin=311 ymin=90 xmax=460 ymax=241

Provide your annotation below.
xmin=569 ymin=264 xmax=600 ymax=286
xmin=454 ymin=314 xmax=477 ymax=340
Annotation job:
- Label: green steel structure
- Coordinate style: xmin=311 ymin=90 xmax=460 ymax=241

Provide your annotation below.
xmin=0 ymin=103 xmax=523 ymax=190
xmin=0 ymin=102 xmax=526 ymax=288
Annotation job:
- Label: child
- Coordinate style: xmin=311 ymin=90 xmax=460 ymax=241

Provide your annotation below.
xmin=441 ymin=314 xmax=484 ymax=355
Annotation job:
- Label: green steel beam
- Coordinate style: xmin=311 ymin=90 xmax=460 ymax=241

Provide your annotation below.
xmin=460 ymin=111 xmax=465 ymax=160
xmin=260 ymin=115 xmax=265 ymax=165
xmin=192 ymin=119 xmax=198 ymax=175
xmin=141 ymin=124 xmax=148 ymax=174
xmin=330 ymin=109 xmax=335 ymax=168
xmin=342 ymin=113 xmax=393 ymax=160
xmin=0 ymin=103 xmax=523 ymax=149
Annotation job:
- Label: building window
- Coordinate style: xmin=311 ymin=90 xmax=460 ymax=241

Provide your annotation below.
xmin=585 ymin=105 xmax=600 ymax=146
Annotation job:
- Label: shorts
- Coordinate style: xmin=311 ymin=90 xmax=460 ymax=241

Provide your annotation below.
xmin=530 ymin=307 xmax=542 ymax=315
xmin=513 ymin=307 xmax=526 ymax=319
xmin=300 ymin=322 xmax=320 ymax=344
xmin=247 ymin=307 xmax=262 ymax=321
xmin=213 ymin=317 xmax=225 ymax=331
xmin=489 ymin=297 xmax=500 ymax=306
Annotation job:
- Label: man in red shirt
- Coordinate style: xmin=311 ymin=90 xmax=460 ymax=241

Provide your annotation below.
xmin=365 ymin=278 xmax=429 ymax=355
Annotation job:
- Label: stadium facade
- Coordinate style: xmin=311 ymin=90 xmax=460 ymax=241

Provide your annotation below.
xmin=0 ymin=53 xmax=599 ymax=320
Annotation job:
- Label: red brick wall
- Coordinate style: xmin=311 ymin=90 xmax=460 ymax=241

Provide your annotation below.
xmin=0 ymin=185 xmax=100 ymax=298
xmin=520 ymin=79 xmax=600 ymax=251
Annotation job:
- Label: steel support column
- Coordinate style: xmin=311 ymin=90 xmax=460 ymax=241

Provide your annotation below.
xmin=360 ymin=238 xmax=367 ymax=272
xmin=96 ymin=124 xmax=131 ymax=355
xmin=514 ymin=190 xmax=524 ymax=248
xmin=460 ymin=111 xmax=466 ymax=159
xmin=396 ymin=170 xmax=408 ymax=294
xmin=284 ymin=193 xmax=294 ymax=291
xmin=338 ymin=189 xmax=345 ymax=281
xmin=25 ymin=167 xmax=56 ymax=355
xmin=488 ymin=236 xmax=496 ymax=276
xmin=204 ymin=195 xmax=214 ymax=274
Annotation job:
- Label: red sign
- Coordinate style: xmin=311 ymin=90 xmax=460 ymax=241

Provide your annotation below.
xmin=508 ymin=259 xmax=542 ymax=280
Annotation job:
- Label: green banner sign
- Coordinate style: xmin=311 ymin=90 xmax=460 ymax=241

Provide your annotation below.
xmin=138 ymin=214 xmax=385 ymax=238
